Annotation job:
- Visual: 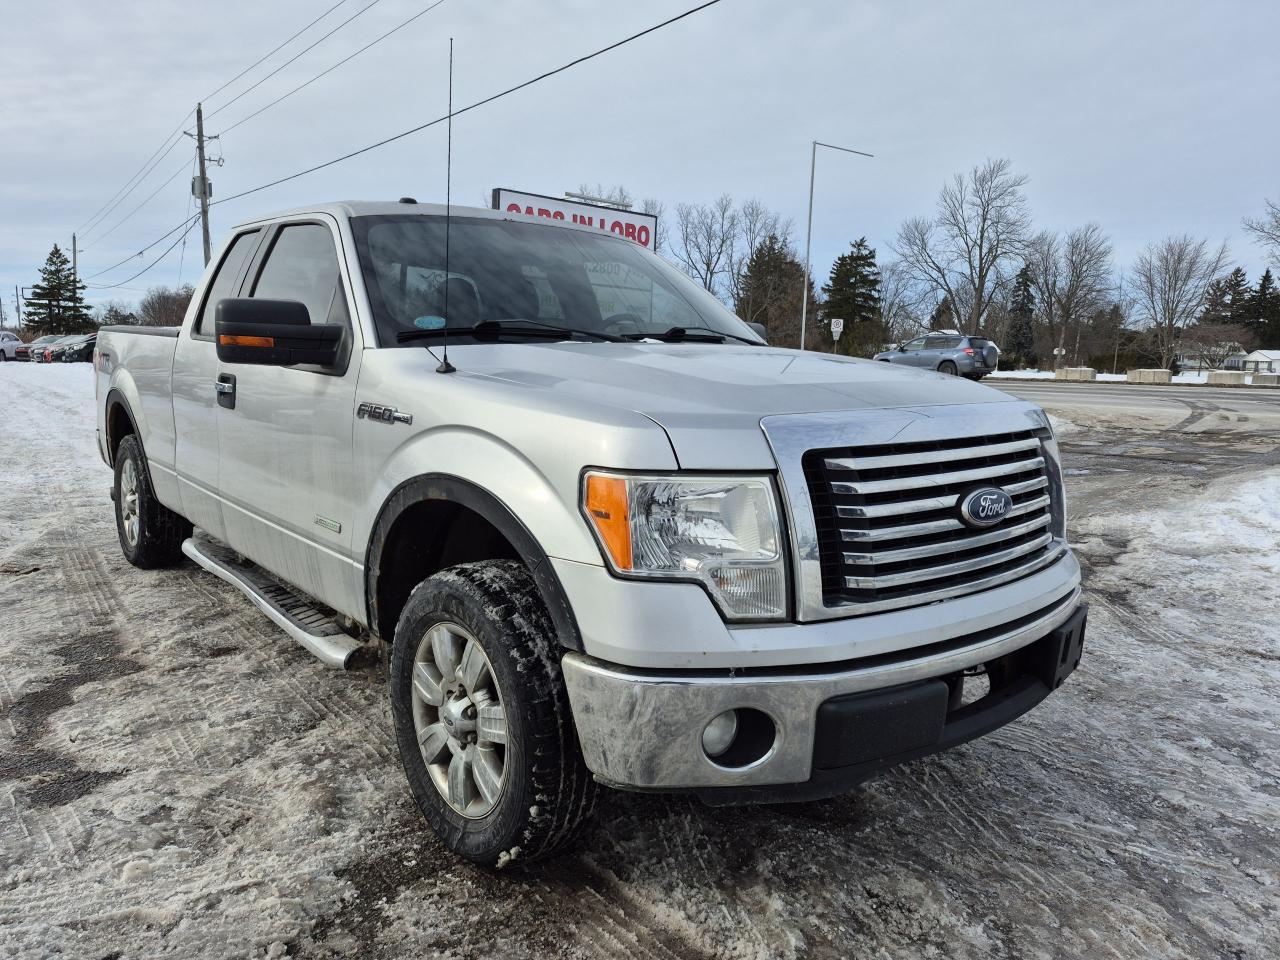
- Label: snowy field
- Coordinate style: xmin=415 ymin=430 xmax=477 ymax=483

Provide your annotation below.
xmin=2 ymin=363 xmax=1278 ymax=959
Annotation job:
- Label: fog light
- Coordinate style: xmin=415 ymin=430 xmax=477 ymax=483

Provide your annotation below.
xmin=701 ymin=710 xmax=739 ymax=759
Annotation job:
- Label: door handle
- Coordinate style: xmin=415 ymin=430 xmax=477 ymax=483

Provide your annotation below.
xmin=216 ymin=373 xmax=237 ymax=410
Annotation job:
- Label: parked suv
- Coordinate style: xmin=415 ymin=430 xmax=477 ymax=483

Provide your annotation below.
xmin=0 ymin=331 xmax=21 ymax=361
xmin=875 ymin=331 xmax=1000 ymax=379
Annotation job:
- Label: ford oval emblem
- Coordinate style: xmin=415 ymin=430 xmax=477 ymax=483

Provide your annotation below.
xmin=958 ymin=486 xmax=1013 ymax=528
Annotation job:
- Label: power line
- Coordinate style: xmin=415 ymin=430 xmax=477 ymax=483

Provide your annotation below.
xmin=203 ymin=0 xmax=353 ymax=105
xmin=81 ymin=213 xmax=201 ymax=281
xmin=217 ymin=0 xmax=449 ymax=137
xmin=75 ymin=111 xmax=193 ymax=234
xmin=76 ymin=1 xmax=352 ymax=236
xmin=213 ymin=0 xmax=725 ymax=209
xmin=86 ymin=217 xmax=202 ymax=290
xmin=81 ymin=157 xmax=191 ymax=251
xmin=206 ymin=0 xmax=388 ymax=121
xmin=81 ymin=0 xmax=724 ymax=283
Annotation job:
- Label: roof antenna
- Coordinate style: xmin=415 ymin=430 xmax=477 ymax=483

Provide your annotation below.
xmin=436 ymin=36 xmax=457 ymax=375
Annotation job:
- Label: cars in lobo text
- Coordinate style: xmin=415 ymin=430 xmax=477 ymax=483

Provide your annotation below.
xmin=875 ymin=331 xmax=1000 ymax=378
xmin=95 ymin=201 xmax=1085 ymax=866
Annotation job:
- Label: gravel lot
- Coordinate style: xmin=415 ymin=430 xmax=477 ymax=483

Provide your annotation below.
xmin=1 ymin=364 xmax=1277 ymax=959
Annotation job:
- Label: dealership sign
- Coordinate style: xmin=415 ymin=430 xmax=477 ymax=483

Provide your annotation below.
xmin=492 ymin=188 xmax=658 ymax=250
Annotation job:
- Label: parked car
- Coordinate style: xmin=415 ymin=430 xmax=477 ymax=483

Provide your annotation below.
xmin=61 ymin=334 xmax=97 ymax=362
xmin=875 ymin=330 xmax=1000 ymax=379
xmin=18 ymin=334 xmax=61 ymax=362
xmin=0 ymin=331 xmax=22 ymax=361
xmin=96 ymin=201 xmax=1084 ymax=866
xmin=39 ymin=335 xmax=84 ymax=362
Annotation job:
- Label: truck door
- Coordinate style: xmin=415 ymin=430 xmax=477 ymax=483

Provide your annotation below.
xmin=172 ymin=228 xmax=261 ymax=543
xmin=214 ymin=217 xmax=365 ymax=620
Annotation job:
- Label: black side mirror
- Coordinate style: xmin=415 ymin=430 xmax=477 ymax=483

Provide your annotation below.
xmin=746 ymin=321 xmax=768 ymax=344
xmin=214 ymin=298 xmax=342 ymax=367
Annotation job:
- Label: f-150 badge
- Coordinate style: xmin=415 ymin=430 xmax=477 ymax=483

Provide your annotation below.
xmin=357 ymin=402 xmax=412 ymax=425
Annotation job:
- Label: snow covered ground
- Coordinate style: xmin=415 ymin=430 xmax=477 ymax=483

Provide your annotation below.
xmin=990 ymin=369 xmax=1236 ymax=385
xmin=1 ymin=363 xmax=1278 ymax=959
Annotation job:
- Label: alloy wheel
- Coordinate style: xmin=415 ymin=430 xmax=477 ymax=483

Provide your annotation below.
xmin=119 ymin=459 xmax=140 ymax=547
xmin=410 ymin=621 xmax=508 ymax=818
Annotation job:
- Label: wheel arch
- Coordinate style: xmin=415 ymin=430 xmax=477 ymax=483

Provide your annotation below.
xmin=365 ymin=473 xmax=583 ymax=652
xmin=104 ymin=388 xmax=139 ymax=466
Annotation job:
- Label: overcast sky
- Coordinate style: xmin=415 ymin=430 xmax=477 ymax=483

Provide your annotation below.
xmin=1 ymin=0 xmax=1277 ymax=316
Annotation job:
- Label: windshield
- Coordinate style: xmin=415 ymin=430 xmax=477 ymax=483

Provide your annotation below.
xmin=351 ymin=215 xmax=760 ymax=346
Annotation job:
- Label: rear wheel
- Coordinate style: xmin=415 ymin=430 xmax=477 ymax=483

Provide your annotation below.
xmin=113 ymin=434 xmax=192 ymax=568
xmin=391 ymin=560 xmax=596 ymax=866
xmin=938 ymin=360 xmax=959 ymax=376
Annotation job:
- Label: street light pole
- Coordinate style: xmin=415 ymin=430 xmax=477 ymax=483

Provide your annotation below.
xmin=799 ymin=140 xmax=873 ymax=352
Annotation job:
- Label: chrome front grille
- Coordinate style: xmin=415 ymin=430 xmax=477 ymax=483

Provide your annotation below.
xmin=803 ymin=429 xmax=1065 ymax=614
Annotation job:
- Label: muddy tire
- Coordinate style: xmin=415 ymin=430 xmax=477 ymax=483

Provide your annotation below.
xmin=390 ymin=560 xmax=596 ymax=867
xmin=938 ymin=360 xmax=959 ymax=376
xmin=113 ymin=434 xmax=192 ymax=569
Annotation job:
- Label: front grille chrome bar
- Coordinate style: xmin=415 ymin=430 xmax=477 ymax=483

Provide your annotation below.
xmin=842 ymin=514 xmax=1051 ymax=564
xmin=823 ymin=436 xmax=1042 ymax=473
xmin=844 ymin=531 xmax=1054 ymax=590
xmin=831 ymin=455 xmax=1045 ymax=496
xmin=835 ymin=476 xmax=1048 ymax=520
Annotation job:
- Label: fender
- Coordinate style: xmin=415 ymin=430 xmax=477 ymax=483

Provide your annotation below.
xmin=103 ymin=387 xmax=137 ymax=466
xmin=365 ymin=473 xmax=583 ymax=651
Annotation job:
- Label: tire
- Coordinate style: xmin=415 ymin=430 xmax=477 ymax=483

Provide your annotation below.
xmin=391 ymin=560 xmax=596 ymax=866
xmin=938 ymin=360 xmax=959 ymax=376
xmin=113 ymin=434 xmax=192 ymax=568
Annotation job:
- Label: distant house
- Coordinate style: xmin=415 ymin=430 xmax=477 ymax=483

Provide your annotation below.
xmin=1175 ymin=341 xmax=1247 ymax=371
xmin=1241 ymin=349 xmax=1280 ymax=374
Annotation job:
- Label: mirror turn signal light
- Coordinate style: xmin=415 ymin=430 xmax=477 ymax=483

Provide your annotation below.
xmin=583 ymin=473 xmax=632 ymax=570
xmin=218 ymin=335 xmax=275 ymax=348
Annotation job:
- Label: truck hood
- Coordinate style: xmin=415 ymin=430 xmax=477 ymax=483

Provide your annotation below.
xmin=454 ymin=342 xmax=1022 ymax=469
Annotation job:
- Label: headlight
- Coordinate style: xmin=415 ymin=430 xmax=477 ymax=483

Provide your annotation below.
xmin=582 ymin=471 xmax=787 ymax=621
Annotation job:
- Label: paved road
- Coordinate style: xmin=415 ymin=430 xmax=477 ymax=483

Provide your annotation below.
xmin=988 ymin=379 xmax=1280 ymax=434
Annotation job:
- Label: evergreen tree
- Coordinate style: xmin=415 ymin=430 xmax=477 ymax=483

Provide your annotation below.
xmin=821 ymin=238 xmax=883 ymax=356
xmin=1245 ymin=268 xmax=1280 ymax=346
xmin=25 ymin=245 xmax=93 ymax=336
xmin=1222 ymin=267 xmax=1250 ymax=323
xmin=929 ymin=297 xmax=955 ymax=330
xmin=735 ymin=233 xmax=815 ymax=348
xmin=1006 ymin=265 xmax=1036 ymax=368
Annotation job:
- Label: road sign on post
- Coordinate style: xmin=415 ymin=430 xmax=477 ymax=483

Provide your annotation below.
xmin=830 ymin=318 xmax=844 ymax=340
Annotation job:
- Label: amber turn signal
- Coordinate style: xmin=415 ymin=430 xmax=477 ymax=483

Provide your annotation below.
xmin=583 ymin=473 xmax=632 ymax=570
xmin=218 ymin=335 xmax=275 ymax=348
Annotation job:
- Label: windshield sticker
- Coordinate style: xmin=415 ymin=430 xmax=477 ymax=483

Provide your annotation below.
xmin=414 ymin=315 xmax=447 ymax=330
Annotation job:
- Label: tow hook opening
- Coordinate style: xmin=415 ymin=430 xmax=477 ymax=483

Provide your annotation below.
xmin=702 ymin=708 xmax=776 ymax=769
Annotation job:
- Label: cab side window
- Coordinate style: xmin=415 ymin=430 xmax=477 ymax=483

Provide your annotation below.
xmin=195 ymin=230 xmax=260 ymax=335
xmin=251 ymin=224 xmax=349 ymax=329
xmin=902 ymin=336 xmax=926 ymax=351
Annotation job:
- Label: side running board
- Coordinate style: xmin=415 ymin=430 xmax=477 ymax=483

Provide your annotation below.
xmin=182 ymin=533 xmax=371 ymax=670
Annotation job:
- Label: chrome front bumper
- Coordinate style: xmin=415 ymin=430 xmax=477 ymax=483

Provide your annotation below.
xmin=562 ymin=586 xmax=1083 ymax=792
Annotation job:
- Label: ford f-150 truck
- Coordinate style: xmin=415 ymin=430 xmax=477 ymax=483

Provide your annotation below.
xmin=95 ymin=200 xmax=1086 ymax=866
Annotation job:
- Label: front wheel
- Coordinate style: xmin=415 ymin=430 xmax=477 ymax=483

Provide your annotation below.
xmin=391 ymin=560 xmax=596 ymax=866
xmin=938 ymin=360 xmax=959 ymax=376
xmin=113 ymin=434 xmax=192 ymax=568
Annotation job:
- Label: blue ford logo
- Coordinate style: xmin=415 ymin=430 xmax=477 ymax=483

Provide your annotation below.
xmin=959 ymin=487 xmax=1012 ymax=528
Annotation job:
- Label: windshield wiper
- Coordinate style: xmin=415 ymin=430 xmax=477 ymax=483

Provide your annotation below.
xmin=397 ymin=319 xmax=622 ymax=345
xmin=622 ymin=325 xmax=762 ymax=345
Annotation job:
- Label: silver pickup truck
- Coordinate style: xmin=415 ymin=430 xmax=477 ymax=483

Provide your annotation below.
xmin=95 ymin=201 xmax=1086 ymax=866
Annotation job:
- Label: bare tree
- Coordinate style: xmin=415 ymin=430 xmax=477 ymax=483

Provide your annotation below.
xmin=671 ymin=195 xmax=740 ymax=295
xmin=1027 ymin=224 xmax=1113 ymax=367
xmin=877 ymin=259 xmax=930 ymax=343
xmin=138 ymin=285 xmax=195 ymax=327
xmin=640 ymin=197 xmax=666 ymax=253
xmin=727 ymin=198 xmax=791 ymax=309
xmin=1243 ymin=198 xmax=1280 ymax=267
xmin=1130 ymin=236 xmax=1230 ymax=366
xmin=893 ymin=158 xmax=1031 ymax=335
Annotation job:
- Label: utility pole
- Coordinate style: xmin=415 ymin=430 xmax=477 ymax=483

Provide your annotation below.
xmin=798 ymin=140 xmax=873 ymax=352
xmin=15 ymin=285 xmax=21 ymax=331
xmin=195 ymin=103 xmax=213 ymax=265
